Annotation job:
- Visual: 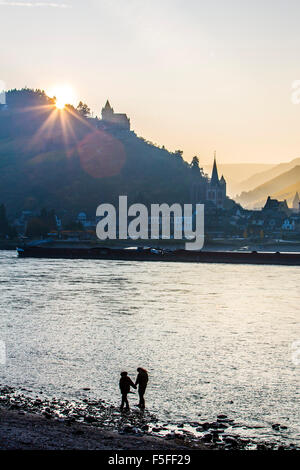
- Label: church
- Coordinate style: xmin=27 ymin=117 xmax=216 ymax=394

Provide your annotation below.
xmin=206 ymin=154 xmax=227 ymax=209
xmin=101 ymin=100 xmax=130 ymax=130
xmin=190 ymin=153 xmax=227 ymax=208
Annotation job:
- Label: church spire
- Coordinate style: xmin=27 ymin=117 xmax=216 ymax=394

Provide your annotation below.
xmin=211 ymin=151 xmax=219 ymax=185
xmin=293 ymin=191 xmax=300 ymax=210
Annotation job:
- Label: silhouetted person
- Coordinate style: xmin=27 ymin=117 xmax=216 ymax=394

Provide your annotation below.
xmin=135 ymin=367 xmax=148 ymax=409
xmin=119 ymin=371 xmax=136 ymax=411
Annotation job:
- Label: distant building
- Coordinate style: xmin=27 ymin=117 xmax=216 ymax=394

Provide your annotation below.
xmin=263 ymin=196 xmax=289 ymax=214
xmin=206 ymin=153 xmax=226 ymax=209
xmin=77 ymin=212 xmax=87 ymax=225
xmin=76 ymin=212 xmax=96 ymax=229
xmin=293 ymin=192 xmax=300 ymax=211
xmin=101 ymin=100 xmax=130 ymax=130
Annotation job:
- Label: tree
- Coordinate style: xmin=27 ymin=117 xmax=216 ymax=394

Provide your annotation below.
xmin=190 ymin=156 xmax=199 ymax=170
xmin=25 ymin=208 xmax=57 ymax=238
xmin=190 ymin=155 xmax=205 ymax=178
xmin=0 ymin=203 xmax=18 ymax=239
xmin=6 ymin=88 xmax=55 ymax=108
xmin=76 ymin=101 xmax=91 ymax=117
xmin=0 ymin=203 xmax=9 ymax=237
xmin=65 ymin=103 xmax=77 ymax=114
xmin=63 ymin=220 xmax=84 ymax=231
xmin=174 ymin=149 xmax=183 ymax=159
xmin=26 ymin=218 xmax=49 ymax=238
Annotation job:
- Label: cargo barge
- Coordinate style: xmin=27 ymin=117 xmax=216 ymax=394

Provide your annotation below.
xmin=16 ymin=245 xmax=300 ymax=266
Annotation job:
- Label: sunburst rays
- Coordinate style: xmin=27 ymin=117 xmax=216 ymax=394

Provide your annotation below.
xmin=22 ymin=98 xmax=126 ymax=178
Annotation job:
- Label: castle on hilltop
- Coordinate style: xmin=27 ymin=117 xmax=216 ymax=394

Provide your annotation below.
xmin=101 ymin=100 xmax=130 ymax=130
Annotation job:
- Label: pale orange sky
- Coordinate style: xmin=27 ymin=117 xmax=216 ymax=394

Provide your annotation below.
xmin=1 ymin=0 xmax=300 ymax=164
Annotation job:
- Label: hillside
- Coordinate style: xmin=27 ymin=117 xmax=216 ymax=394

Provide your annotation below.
xmin=238 ymin=157 xmax=300 ymax=194
xmin=272 ymin=180 xmax=300 ymax=206
xmin=236 ymin=165 xmax=300 ymax=208
xmin=0 ymin=89 xmax=207 ymax=218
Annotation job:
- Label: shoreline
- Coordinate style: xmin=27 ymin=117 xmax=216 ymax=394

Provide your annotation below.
xmin=0 ymin=408 xmax=189 ymax=451
xmin=0 ymin=385 xmax=296 ymax=451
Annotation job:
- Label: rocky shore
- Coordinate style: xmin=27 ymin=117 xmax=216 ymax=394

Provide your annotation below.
xmin=0 ymin=386 xmax=297 ymax=451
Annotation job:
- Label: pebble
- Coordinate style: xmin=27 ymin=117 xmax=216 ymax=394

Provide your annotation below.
xmin=201 ymin=422 xmax=211 ymax=430
xmin=272 ymin=424 xmax=281 ymax=431
xmin=84 ymin=416 xmax=96 ymax=423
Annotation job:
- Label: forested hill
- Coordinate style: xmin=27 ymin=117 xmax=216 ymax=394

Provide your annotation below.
xmin=0 ymin=89 xmax=207 ymax=217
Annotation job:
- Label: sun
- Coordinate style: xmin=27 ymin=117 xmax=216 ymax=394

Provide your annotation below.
xmin=47 ymin=85 xmax=77 ymax=110
xmin=55 ymin=99 xmax=66 ymax=110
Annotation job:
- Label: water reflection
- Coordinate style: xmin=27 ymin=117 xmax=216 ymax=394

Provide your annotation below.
xmin=0 ymin=251 xmax=299 ymax=444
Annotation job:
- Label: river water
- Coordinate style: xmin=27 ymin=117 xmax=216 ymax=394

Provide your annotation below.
xmin=0 ymin=250 xmax=299 ymax=445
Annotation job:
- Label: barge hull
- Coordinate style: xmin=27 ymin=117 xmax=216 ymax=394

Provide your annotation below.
xmin=16 ymin=247 xmax=300 ymax=266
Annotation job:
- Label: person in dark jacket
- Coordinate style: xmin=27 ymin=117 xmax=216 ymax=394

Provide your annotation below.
xmin=119 ymin=371 xmax=136 ymax=411
xmin=135 ymin=367 xmax=148 ymax=409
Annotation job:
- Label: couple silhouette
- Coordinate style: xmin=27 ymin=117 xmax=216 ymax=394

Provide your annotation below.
xmin=119 ymin=367 xmax=148 ymax=412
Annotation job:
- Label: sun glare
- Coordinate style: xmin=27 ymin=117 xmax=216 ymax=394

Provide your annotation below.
xmin=47 ymin=85 xmax=76 ymax=110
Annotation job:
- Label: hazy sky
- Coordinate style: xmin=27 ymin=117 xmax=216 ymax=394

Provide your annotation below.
xmin=1 ymin=0 xmax=300 ymax=164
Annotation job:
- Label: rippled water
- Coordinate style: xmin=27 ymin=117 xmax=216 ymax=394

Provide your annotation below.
xmin=0 ymin=250 xmax=299 ymax=445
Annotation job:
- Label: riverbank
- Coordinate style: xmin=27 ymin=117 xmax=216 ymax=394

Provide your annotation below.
xmin=0 ymin=386 xmax=201 ymax=450
xmin=0 ymin=408 xmax=190 ymax=450
xmin=0 ymin=386 xmax=296 ymax=451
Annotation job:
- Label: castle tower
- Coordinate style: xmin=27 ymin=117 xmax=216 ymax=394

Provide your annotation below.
xmin=101 ymin=99 xmax=130 ymax=130
xmin=101 ymin=100 xmax=114 ymax=120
